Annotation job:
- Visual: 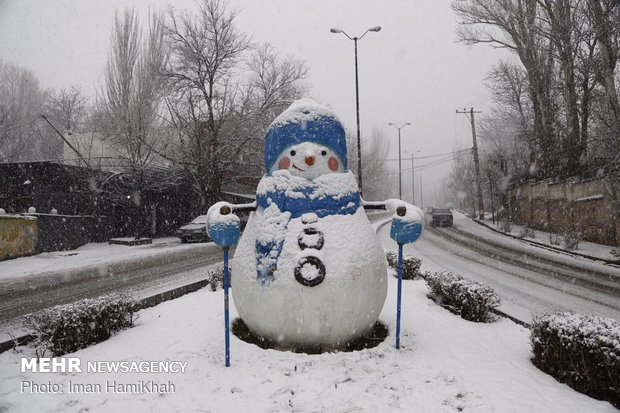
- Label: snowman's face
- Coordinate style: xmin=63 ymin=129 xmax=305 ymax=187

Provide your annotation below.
xmin=272 ymin=142 xmax=344 ymax=180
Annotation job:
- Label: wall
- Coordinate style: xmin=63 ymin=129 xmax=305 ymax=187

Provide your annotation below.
xmin=509 ymin=176 xmax=620 ymax=246
xmin=0 ymin=215 xmax=38 ymax=261
xmin=29 ymin=213 xmax=95 ymax=253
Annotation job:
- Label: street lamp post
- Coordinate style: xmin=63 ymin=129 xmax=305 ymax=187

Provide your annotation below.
xmin=405 ymin=150 xmax=421 ymax=204
xmin=388 ymin=122 xmax=411 ymax=200
xmin=330 ymin=26 xmax=381 ymax=197
xmin=420 ymin=168 xmax=424 ymax=210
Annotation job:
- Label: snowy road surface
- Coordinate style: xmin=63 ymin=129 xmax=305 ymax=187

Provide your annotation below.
xmin=378 ymin=211 xmax=620 ymax=323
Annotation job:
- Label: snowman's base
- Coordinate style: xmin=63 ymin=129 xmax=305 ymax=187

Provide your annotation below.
xmin=232 ymin=318 xmax=388 ymax=354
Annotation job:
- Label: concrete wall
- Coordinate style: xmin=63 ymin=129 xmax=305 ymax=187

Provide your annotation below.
xmin=29 ymin=213 xmax=95 ymax=253
xmin=0 ymin=215 xmax=38 ymax=261
xmin=509 ymin=176 xmax=620 ymax=246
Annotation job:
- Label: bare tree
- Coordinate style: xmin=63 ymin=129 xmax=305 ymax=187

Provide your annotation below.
xmin=537 ymin=0 xmax=584 ymax=174
xmin=347 ymin=126 xmax=393 ymax=201
xmin=162 ymin=0 xmax=307 ymax=207
xmin=45 ymin=86 xmax=89 ymax=134
xmin=101 ymin=9 xmax=168 ymax=170
xmin=100 ymin=8 xmax=170 ymax=237
xmin=453 ymin=0 xmax=558 ymax=177
xmin=586 ymin=0 xmax=620 ymax=167
xmin=449 ymin=150 xmax=479 ymax=216
xmin=0 ymin=60 xmax=52 ymax=162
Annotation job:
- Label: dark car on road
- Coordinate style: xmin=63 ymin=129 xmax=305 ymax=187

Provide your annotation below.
xmin=177 ymin=215 xmax=210 ymax=243
xmin=430 ymin=208 xmax=453 ymax=227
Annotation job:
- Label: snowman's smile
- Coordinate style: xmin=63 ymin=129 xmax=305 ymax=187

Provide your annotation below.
xmin=292 ymin=164 xmax=305 ymax=172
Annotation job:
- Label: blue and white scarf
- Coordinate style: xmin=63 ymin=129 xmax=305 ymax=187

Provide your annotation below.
xmin=254 ymin=170 xmax=360 ymax=282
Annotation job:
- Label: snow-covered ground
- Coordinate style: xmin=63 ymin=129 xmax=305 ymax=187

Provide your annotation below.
xmin=477 ymin=213 xmax=618 ymax=262
xmin=1 ymin=274 xmax=616 ymax=412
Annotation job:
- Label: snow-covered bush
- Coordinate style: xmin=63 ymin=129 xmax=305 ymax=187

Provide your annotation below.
xmin=499 ymin=219 xmax=512 ymax=233
xmin=425 ymin=271 xmax=501 ymax=322
xmin=549 ymin=233 xmax=562 ymax=246
xmin=24 ymin=293 xmax=139 ymax=357
xmin=386 ymin=252 xmax=422 ymax=279
xmin=563 ymin=229 xmax=582 ymax=250
xmin=207 ymin=266 xmax=232 ymax=291
xmin=530 ymin=313 xmax=620 ymax=408
xmin=518 ymin=226 xmax=536 ymax=239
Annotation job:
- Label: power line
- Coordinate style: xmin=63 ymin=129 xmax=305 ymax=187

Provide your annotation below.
xmin=373 ymin=151 xmax=468 ymax=176
xmin=383 ymin=148 xmax=473 ymax=162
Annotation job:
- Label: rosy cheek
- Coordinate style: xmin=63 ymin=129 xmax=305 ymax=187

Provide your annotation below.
xmin=278 ymin=157 xmax=291 ymax=170
xmin=328 ymin=157 xmax=339 ymax=171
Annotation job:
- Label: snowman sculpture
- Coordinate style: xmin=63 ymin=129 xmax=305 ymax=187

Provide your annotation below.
xmin=207 ymin=99 xmax=423 ymax=349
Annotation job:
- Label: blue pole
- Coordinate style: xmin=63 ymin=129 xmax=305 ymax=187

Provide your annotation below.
xmin=223 ymin=247 xmax=230 ymax=367
xmin=396 ymin=243 xmax=403 ymax=349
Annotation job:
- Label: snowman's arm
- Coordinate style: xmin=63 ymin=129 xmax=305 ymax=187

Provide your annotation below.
xmin=230 ymin=201 xmax=257 ymax=213
xmin=363 ymin=201 xmax=387 ymax=211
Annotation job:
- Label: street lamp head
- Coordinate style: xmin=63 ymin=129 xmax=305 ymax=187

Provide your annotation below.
xmin=369 ymin=26 xmax=382 ymax=32
xmin=388 ymin=122 xmax=394 ymax=126
xmin=405 ymin=122 xmax=411 ymax=126
xmin=330 ymin=28 xmax=343 ymax=33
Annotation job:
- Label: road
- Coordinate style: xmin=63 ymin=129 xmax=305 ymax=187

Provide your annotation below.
xmin=377 ymin=215 xmax=620 ymax=323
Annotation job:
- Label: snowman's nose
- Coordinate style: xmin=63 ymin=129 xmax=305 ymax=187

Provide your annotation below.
xmin=305 ymin=156 xmax=315 ymax=166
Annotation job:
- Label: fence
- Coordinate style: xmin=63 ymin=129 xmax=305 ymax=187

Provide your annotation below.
xmin=509 ymin=176 xmax=620 ymax=246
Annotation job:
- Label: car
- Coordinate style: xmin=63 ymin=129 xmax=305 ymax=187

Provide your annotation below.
xmin=430 ymin=208 xmax=453 ymax=227
xmin=177 ymin=215 xmax=210 ymax=243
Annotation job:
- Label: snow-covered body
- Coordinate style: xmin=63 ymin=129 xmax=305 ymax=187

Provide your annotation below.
xmin=232 ymin=171 xmax=387 ymax=348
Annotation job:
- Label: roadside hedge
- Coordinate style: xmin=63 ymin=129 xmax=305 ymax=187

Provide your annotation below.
xmin=531 ymin=312 xmax=620 ymax=408
xmin=386 ymin=252 xmax=422 ymax=279
xmin=24 ymin=293 xmax=139 ymax=357
xmin=425 ymin=271 xmax=500 ymax=322
xmin=207 ymin=266 xmax=232 ymax=291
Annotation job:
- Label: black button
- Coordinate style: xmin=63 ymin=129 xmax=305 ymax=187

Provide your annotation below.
xmin=298 ymin=228 xmax=324 ymax=250
xmin=294 ymin=256 xmax=326 ymax=287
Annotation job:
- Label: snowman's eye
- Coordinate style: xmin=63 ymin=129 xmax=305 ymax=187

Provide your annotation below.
xmin=290 ymin=150 xmax=296 ymax=156
xmin=321 ymin=150 xmax=327 ymax=156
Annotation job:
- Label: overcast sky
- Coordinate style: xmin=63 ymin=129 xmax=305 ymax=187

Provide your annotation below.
xmin=0 ymin=0 xmax=506 ymax=202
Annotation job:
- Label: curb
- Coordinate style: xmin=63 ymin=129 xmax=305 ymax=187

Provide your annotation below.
xmin=0 ymin=278 xmax=212 ymax=354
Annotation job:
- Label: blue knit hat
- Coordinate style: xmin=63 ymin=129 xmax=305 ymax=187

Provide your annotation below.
xmin=264 ymin=99 xmax=348 ymax=172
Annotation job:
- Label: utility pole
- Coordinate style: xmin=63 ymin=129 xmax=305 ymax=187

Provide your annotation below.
xmin=410 ymin=154 xmax=415 ymax=204
xmin=405 ymin=150 xmax=420 ymax=204
xmin=388 ymin=122 xmax=411 ymax=200
xmin=420 ymin=168 xmax=424 ymax=210
xmin=456 ymin=108 xmax=484 ymax=220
